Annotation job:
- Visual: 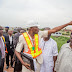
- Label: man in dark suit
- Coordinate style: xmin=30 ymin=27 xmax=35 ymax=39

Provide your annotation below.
xmin=3 ymin=26 xmax=9 ymax=40
xmin=5 ymin=30 xmax=14 ymax=69
xmin=13 ymin=28 xmax=23 ymax=72
xmin=3 ymin=26 xmax=9 ymax=36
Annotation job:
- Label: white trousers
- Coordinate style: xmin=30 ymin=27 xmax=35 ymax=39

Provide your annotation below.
xmin=40 ymin=62 xmax=53 ymax=72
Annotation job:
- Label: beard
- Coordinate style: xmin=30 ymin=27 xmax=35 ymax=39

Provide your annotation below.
xmin=33 ymin=30 xmax=39 ymax=34
xmin=33 ymin=31 xmax=38 ymax=35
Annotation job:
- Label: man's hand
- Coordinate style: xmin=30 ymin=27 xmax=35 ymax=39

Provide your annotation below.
xmin=15 ymin=50 xmax=31 ymax=70
xmin=48 ymin=21 xmax=72 ymax=35
xmin=53 ymin=67 xmax=56 ymax=72
xmin=68 ymin=21 xmax=72 ymax=25
xmin=23 ymin=62 xmax=31 ymax=70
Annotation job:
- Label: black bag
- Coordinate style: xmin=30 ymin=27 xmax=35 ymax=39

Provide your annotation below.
xmin=21 ymin=52 xmax=35 ymax=71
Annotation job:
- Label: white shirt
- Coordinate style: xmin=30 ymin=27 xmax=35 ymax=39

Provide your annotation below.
xmin=0 ymin=37 xmax=5 ymax=48
xmin=55 ymin=43 xmax=72 ymax=72
xmin=9 ymin=35 xmax=12 ymax=45
xmin=40 ymin=38 xmax=58 ymax=72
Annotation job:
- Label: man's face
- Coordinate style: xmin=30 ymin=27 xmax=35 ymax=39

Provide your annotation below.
xmin=0 ymin=30 xmax=3 ymax=36
xmin=44 ymin=34 xmax=51 ymax=40
xmin=8 ymin=30 xmax=13 ymax=35
xmin=31 ymin=26 xmax=39 ymax=34
xmin=44 ymin=27 xmax=51 ymax=39
xmin=20 ymin=30 xmax=25 ymax=35
xmin=5 ymin=28 xmax=9 ymax=31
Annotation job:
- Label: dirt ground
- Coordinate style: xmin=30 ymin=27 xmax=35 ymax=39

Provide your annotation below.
xmin=4 ymin=59 xmax=14 ymax=72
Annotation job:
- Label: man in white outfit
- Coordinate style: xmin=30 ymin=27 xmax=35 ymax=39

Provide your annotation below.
xmin=15 ymin=21 xmax=72 ymax=72
xmin=40 ymin=27 xmax=58 ymax=72
xmin=54 ymin=34 xmax=72 ymax=72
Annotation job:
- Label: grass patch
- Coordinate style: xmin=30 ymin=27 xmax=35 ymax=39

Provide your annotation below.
xmin=51 ymin=36 xmax=70 ymax=52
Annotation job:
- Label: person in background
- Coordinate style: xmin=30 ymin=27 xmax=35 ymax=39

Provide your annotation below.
xmin=67 ymin=31 xmax=72 ymax=43
xmin=54 ymin=34 xmax=72 ymax=72
xmin=13 ymin=28 xmax=18 ymax=34
xmin=5 ymin=30 xmax=14 ymax=69
xmin=3 ymin=26 xmax=9 ymax=41
xmin=3 ymin=26 xmax=9 ymax=36
xmin=15 ymin=20 xmax=72 ymax=72
xmin=0 ymin=26 xmax=5 ymax=72
xmin=13 ymin=27 xmax=23 ymax=72
xmin=20 ymin=29 xmax=26 ymax=35
xmin=13 ymin=27 xmax=22 ymax=48
xmin=40 ymin=27 xmax=58 ymax=72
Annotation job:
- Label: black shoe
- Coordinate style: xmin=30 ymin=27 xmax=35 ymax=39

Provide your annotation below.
xmin=6 ymin=66 xmax=9 ymax=69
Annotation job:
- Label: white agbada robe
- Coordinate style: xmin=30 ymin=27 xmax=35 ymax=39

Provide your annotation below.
xmin=40 ymin=38 xmax=58 ymax=72
xmin=55 ymin=43 xmax=72 ymax=72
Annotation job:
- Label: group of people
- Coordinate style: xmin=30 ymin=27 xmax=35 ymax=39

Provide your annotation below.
xmin=0 ymin=20 xmax=72 ymax=72
xmin=0 ymin=26 xmax=25 ymax=72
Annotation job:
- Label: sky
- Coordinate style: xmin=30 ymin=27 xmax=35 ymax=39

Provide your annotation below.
xmin=0 ymin=0 xmax=72 ymax=28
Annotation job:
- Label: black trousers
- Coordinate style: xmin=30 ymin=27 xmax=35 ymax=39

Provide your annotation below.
xmin=0 ymin=58 xmax=4 ymax=72
xmin=6 ymin=53 xmax=13 ymax=66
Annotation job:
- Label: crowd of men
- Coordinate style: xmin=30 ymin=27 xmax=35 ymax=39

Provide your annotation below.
xmin=0 ymin=26 xmax=25 ymax=72
xmin=0 ymin=20 xmax=72 ymax=72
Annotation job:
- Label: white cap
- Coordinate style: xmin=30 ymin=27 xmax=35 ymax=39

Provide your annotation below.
xmin=26 ymin=20 xmax=40 ymax=28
